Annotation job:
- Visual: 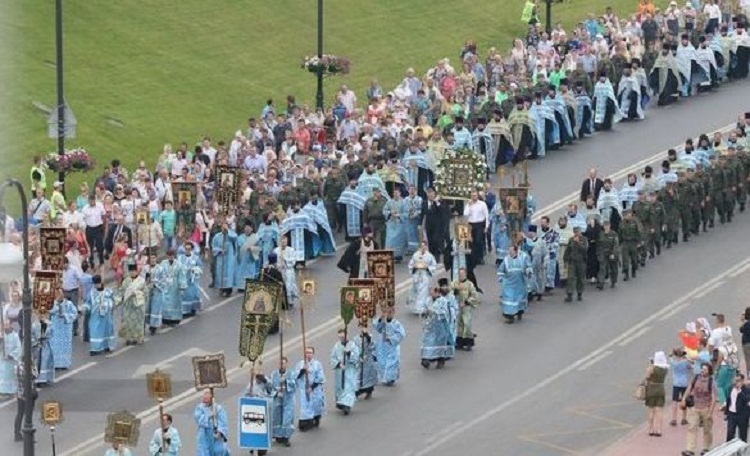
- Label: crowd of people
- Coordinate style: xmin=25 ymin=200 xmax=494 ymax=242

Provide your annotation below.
xmin=2 ymin=0 xmax=750 ymax=454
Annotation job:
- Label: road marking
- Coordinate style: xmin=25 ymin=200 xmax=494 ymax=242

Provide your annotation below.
xmin=199 ymin=286 xmax=210 ymax=301
xmin=616 ymin=327 xmax=651 ymax=347
xmin=106 ymin=345 xmax=134 ymax=358
xmin=58 ymin=121 xmax=740 ymax=456
xmin=425 ymin=421 xmax=464 ymax=444
xmin=729 ymin=263 xmax=750 ymax=278
xmin=56 ymin=362 xmax=98 ymax=382
xmin=577 ymin=351 xmax=613 ymax=371
xmin=0 ymin=397 xmax=16 ymax=410
xmin=132 ymin=347 xmax=208 ymax=378
xmin=693 ymin=281 xmax=725 ymax=299
xmin=411 ymin=256 xmax=750 ymax=456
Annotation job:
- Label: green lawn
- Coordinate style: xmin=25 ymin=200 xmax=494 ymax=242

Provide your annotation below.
xmin=1 ymin=0 xmax=636 ymax=194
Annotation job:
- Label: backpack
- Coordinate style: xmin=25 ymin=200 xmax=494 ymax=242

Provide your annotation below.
xmin=724 ymin=344 xmax=740 ymax=370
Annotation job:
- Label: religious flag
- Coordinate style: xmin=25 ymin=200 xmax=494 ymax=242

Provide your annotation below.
xmin=40 ymin=227 xmax=66 ymax=270
xmin=340 ymin=287 xmax=358 ymax=325
xmin=239 ymin=280 xmax=282 ymax=361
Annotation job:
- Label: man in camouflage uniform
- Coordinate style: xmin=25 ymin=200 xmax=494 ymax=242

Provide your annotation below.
xmin=563 ymin=226 xmax=588 ymax=302
xmin=659 ymin=181 xmax=680 ymax=248
xmin=619 ymin=208 xmax=642 ymax=281
xmin=675 ymin=172 xmax=694 ymax=242
xmin=648 ymin=192 xmax=665 ymax=256
xmin=596 ymin=219 xmax=620 ymax=289
xmin=730 ymin=147 xmax=747 ymax=212
xmin=686 ymin=168 xmax=704 ymax=235
xmin=695 ymin=163 xmax=713 ymax=232
xmin=324 ymin=166 xmax=346 ymax=232
xmin=720 ymin=154 xmax=737 ymax=223
xmin=710 ymin=155 xmax=726 ymax=225
xmin=631 ymin=190 xmax=654 ymax=264
xmin=277 ymin=181 xmax=296 ymax=212
xmin=364 ymin=187 xmax=387 ymax=248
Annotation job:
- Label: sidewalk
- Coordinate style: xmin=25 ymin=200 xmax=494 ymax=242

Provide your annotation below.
xmin=604 ymin=415 xmax=728 ymax=456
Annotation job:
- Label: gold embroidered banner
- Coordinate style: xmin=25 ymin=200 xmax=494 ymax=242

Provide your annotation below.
xmin=215 ymin=166 xmax=242 ymax=215
xmin=40 ymin=227 xmax=66 ymax=271
xmin=366 ymin=250 xmax=395 ymax=310
xmin=239 ymin=280 xmax=281 ymax=361
xmin=33 ymin=270 xmax=61 ymax=317
xmin=349 ymin=278 xmax=385 ymax=320
xmin=171 ymin=182 xmax=198 ymax=238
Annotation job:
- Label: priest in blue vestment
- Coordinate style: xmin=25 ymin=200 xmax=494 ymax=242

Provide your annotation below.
xmin=153 ymin=250 xmax=187 ymax=327
xmin=271 ymin=357 xmax=296 ymax=446
xmin=374 ymin=307 xmax=406 ymax=385
xmin=384 ymin=189 xmax=408 ymax=262
xmin=497 ymin=244 xmax=532 ymax=324
xmin=178 ymin=241 xmax=204 ymax=315
xmin=211 ymin=223 xmax=238 ymax=297
xmin=420 ymin=278 xmax=457 ymax=370
xmin=194 ymin=389 xmax=230 ymax=456
xmin=303 ymin=193 xmax=337 ymax=257
xmin=256 ymin=215 xmax=280 ymax=267
xmin=337 ymin=177 xmax=367 ymax=241
xmin=295 ymin=347 xmax=326 ymax=431
xmin=331 ymin=329 xmax=360 ymax=415
xmin=234 ymin=223 xmax=260 ymax=294
xmin=49 ymin=290 xmax=77 ymax=369
xmin=83 ymin=275 xmax=116 ymax=355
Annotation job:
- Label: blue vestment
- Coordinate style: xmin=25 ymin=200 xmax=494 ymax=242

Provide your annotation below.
xmin=304 ymin=201 xmax=337 ymax=256
xmin=330 ymin=340 xmax=360 ymax=409
xmin=212 ymin=230 xmax=238 ymax=290
xmin=150 ymin=260 xmax=186 ymax=324
xmin=271 ymin=369 xmax=296 ymax=439
xmin=49 ymin=299 xmax=77 ymax=368
xmin=575 ymin=92 xmax=594 ymax=136
xmin=0 ymin=331 xmax=21 ymax=394
xmin=541 ymin=228 xmax=560 ymax=289
xmin=408 ymin=251 xmax=437 ymax=314
xmin=148 ymin=426 xmax=182 ymax=456
xmin=420 ymin=295 xmax=456 ymax=360
xmin=294 ymin=359 xmax=326 ymax=420
xmin=256 ymin=222 xmax=279 ymax=266
xmin=403 ymin=195 xmax=423 ymax=254
xmin=194 ymin=402 xmax=230 ymax=456
xmin=357 ymin=334 xmax=378 ymax=392
xmin=545 ymin=95 xmax=574 ymax=142
xmin=281 ymin=210 xmax=319 ymax=262
xmin=357 ymin=172 xmax=388 ymax=200
xmin=529 ymin=102 xmax=559 ymax=157
xmin=338 ymin=188 xmax=366 ymax=238
xmin=490 ymin=206 xmax=511 ymax=259
xmin=374 ymin=317 xmax=406 ymax=383
xmin=84 ymin=287 xmax=117 ymax=353
xmin=383 ymin=198 xmax=408 ymax=259
xmin=498 ymin=253 xmax=532 ymax=316
xmin=274 ymin=246 xmax=299 ymax=307
xmin=234 ymin=233 xmax=260 ymax=292
xmin=178 ymin=252 xmax=204 ymax=314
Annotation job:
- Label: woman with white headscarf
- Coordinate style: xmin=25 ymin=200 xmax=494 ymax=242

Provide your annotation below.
xmin=644 ymin=351 xmax=668 ymax=437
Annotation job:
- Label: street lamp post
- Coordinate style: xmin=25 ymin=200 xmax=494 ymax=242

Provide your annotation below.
xmin=315 ymin=0 xmax=324 ymax=111
xmin=55 ymin=0 xmax=66 ymax=189
xmin=0 ymin=180 xmax=35 ymax=456
xmin=544 ymin=0 xmax=552 ymax=35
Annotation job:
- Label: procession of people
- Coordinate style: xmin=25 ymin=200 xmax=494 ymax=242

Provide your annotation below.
xmin=2 ymin=0 xmax=750 ymax=453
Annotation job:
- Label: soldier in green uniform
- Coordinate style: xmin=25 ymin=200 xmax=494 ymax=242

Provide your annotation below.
xmin=686 ymin=168 xmax=704 ymax=236
xmin=596 ymin=219 xmax=620 ymax=289
xmin=277 ymin=181 xmax=296 ymax=212
xmin=695 ymin=163 xmax=713 ymax=232
xmin=632 ymin=190 xmax=655 ymax=263
xmin=619 ymin=208 xmax=642 ymax=281
xmin=720 ymin=153 xmax=737 ymax=223
xmin=730 ymin=147 xmax=747 ymax=213
xmin=563 ymin=226 xmax=588 ymax=302
xmin=710 ymin=155 xmax=726 ymax=225
xmin=675 ymin=172 xmax=694 ymax=242
xmin=659 ymin=181 xmax=680 ymax=249
xmin=648 ymin=192 xmax=666 ymax=256
xmin=324 ymin=166 xmax=346 ymax=232
xmin=738 ymin=146 xmax=750 ymax=212
xmin=364 ymin=187 xmax=387 ymax=248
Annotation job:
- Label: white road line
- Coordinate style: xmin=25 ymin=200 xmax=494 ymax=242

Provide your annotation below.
xmin=105 ymin=345 xmax=134 ymax=358
xmin=199 ymin=286 xmax=210 ymax=301
xmin=576 ymin=350 xmax=613 ymax=371
xmin=56 ymin=362 xmax=98 ymax=383
xmin=729 ymin=263 xmax=750 ymax=278
xmin=617 ymin=327 xmax=651 ymax=347
xmin=58 ymin=121 xmax=740 ymax=456
xmin=693 ymin=281 xmax=726 ymax=299
xmin=425 ymin=421 xmax=464 ymax=444
xmin=0 ymin=397 xmax=16 ymax=410
xmin=411 ymin=255 xmax=750 ymax=456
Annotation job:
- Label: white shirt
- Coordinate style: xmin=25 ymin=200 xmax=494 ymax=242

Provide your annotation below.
xmin=703 ymin=3 xmax=721 ymax=19
xmin=463 ymin=200 xmax=489 ymax=227
xmin=708 ymin=325 xmax=733 ymax=349
xmin=729 ymin=386 xmax=740 ymax=413
xmin=62 ymin=210 xmax=83 ymax=228
xmin=81 ymin=203 xmax=105 ymax=227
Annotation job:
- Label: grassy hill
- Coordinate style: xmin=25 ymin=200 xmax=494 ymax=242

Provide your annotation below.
xmin=1 ymin=0 xmax=635 ymax=192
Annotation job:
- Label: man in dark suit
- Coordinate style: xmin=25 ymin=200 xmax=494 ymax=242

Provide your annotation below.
xmin=422 ymin=187 xmax=450 ymax=262
xmin=726 ymin=373 xmax=750 ymax=443
xmin=104 ymin=213 xmax=133 ymax=259
xmin=579 ymin=168 xmax=604 ymax=205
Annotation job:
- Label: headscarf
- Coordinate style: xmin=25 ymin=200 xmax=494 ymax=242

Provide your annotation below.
xmin=696 ymin=317 xmax=711 ymax=333
xmin=653 ymin=351 xmax=669 ymax=368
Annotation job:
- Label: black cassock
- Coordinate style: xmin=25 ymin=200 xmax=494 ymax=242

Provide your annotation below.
xmin=422 ymin=199 xmax=451 ymax=262
xmin=337 ymin=238 xmax=379 ymax=279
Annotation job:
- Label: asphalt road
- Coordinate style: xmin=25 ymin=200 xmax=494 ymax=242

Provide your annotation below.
xmin=1 ymin=79 xmax=750 ymax=456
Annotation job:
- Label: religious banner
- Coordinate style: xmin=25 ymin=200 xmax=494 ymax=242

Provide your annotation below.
xmin=40 ymin=227 xmax=66 ymax=271
xmin=192 ymin=353 xmax=228 ymax=390
xmin=350 ymin=278 xmax=386 ymax=316
xmin=433 ymin=147 xmax=488 ymax=200
xmin=455 ymin=222 xmax=472 ymax=245
xmin=497 ymin=187 xmax=529 ymax=239
xmin=146 ymin=369 xmax=173 ymax=400
xmin=41 ymin=401 xmax=63 ymax=426
xmin=215 ymin=165 xmax=242 ymax=215
xmin=172 ymin=182 xmax=198 ymax=238
xmin=239 ymin=280 xmax=282 ymax=362
xmin=104 ymin=410 xmax=141 ymax=446
xmin=351 ymin=284 xmax=377 ymax=329
xmin=366 ymin=250 xmax=395 ymax=310
xmin=33 ymin=270 xmax=61 ymax=317
xmin=340 ymin=287 xmax=357 ymax=325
